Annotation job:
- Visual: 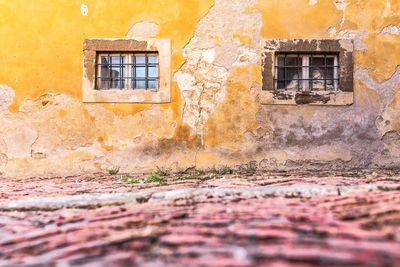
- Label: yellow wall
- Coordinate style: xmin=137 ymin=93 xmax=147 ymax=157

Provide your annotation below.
xmin=0 ymin=0 xmax=399 ymax=177
xmin=0 ymin=0 xmax=213 ymax=114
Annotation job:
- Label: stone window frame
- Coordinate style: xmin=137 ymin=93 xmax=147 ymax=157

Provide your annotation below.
xmin=82 ymin=38 xmax=171 ymax=103
xmin=260 ymin=39 xmax=354 ymax=106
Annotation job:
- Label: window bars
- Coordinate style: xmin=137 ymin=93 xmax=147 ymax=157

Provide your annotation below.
xmin=96 ymin=53 xmax=159 ymax=90
xmin=274 ymin=53 xmax=339 ymax=91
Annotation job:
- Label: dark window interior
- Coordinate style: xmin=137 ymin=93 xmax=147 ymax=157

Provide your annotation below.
xmin=275 ymin=53 xmax=339 ymax=91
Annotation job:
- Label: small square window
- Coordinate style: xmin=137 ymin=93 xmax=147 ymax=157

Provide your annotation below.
xmin=261 ymin=39 xmax=354 ymax=106
xmin=96 ymin=52 xmax=159 ymax=90
xmin=83 ymin=38 xmax=171 ymax=103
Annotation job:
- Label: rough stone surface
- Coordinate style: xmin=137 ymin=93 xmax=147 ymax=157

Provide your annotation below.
xmin=0 ymin=172 xmax=400 ymax=266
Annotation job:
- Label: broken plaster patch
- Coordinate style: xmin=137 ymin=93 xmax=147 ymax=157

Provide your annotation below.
xmin=354 ymin=66 xmax=400 ymax=109
xmin=80 ymin=4 xmax=88 ymax=16
xmin=327 ymin=27 xmax=337 ymax=37
xmin=380 ymin=25 xmax=400 ymax=36
xmin=337 ymin=30 xmax=368 ymax=51
xmin=334 ymin=0 xmax=347 ymax=27
xmin=202 ymin=48 xmax=215 ymax=64
xmin=174 ymin=0 xmax=261 ymax=135
xmin=176 ymin=73 xmax=196 ymax=92
xmin=127 ymin=21 xmax=160 ymax=38
xmin=3 ymin=126 xmax=37 ymax=159
xmin=309 ymin=0 xmax=318 ymax=6
xmin=0 ymin=137 xmax=7 ymax=172
xmin=233 ymin=46 xmax=259 ymax=67
xmin=0 ymin=84 xmax=15 ymax=111
xmin=334 ymin=0 xmax=346 ymax=11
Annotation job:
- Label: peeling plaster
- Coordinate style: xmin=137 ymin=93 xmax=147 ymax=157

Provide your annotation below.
xmin=0 ymin=92 xmax=182 ymax=177
xmin=354 ymin=66 xmax=400 ymax=108
xmin=3 ymin=126 xmax=37 ymax=159
xmin=334 ymin=0 xmax=347 ymax=28
xmin=380 ymin=25 xmax=400 ymax=36
xmin=80 ymin=4 xmax=88 ymax=16
xmin=327 ymin=27 xmax=337 ymax=37
xmin=0 ymin=85 xmax=15 ymax=111
xmin=175 ymin=0 xmax=261 ymax=136
xmin=337 ymin=30 xmax=368 ymax=51
xmin=309 ymin=0 xmax=318 ymax=6
xmin=127 ymin=20 xmax=160 ymax=38
xmin=334 ymin=0 xmax=346 ymax=11
xmin=0 ymin=137 xmax=7 ymax=173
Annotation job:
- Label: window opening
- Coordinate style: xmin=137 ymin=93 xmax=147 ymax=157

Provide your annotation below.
xmin=96 ymin=52 xmax=159 ymax=90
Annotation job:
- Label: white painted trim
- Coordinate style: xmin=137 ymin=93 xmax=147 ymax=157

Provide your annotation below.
xmin=302 ymin=55 xmax=309 ymax=91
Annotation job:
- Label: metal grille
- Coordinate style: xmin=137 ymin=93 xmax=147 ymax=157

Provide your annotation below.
xmin=274 ymin=53 xmax=339 ymax=91
xmin=96 ymin=52 xmax=159 ymax=90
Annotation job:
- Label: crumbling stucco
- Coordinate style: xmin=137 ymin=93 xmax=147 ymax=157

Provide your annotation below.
xmin=354 ymin=66 xmax=400 ymax=109
xmin=380 ymin=25 xmax=400 ymax=35
xmin=336 ymin=30 xmax=368 ymax=51
xmin=3 ymin=126 xmax=37 ymax=159
xmin=0 ymin=85 xmax=15 ymax=111
xmin=0 ymin=137 xmax=7 ymax=173
xmin=80 ymin=4 xmax=89 ymax=16
xmin=175 ymin=0 xmax=261 ymax=138
xmin=127 ymin=20 xmax=160 ymax=38
xmin=334 ymin=0 xmax=346 ymax=11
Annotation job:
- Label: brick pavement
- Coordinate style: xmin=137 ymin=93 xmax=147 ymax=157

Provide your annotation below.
xmin=0 ymin=172 xmax=400 ymax=266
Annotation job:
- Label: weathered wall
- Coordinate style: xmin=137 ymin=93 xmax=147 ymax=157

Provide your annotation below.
xmin=0 ymin=0 xmax=399 ymax=177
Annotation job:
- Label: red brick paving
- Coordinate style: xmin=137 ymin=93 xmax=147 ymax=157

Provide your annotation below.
xmin=0 ymin=172 xmax=400 ymax=266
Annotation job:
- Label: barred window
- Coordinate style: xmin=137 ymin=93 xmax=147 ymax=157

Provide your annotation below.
xmin=96 ymin=53 xmax=159 ymax=90
xmin=274 ymin=53 xmax=339 ymax=91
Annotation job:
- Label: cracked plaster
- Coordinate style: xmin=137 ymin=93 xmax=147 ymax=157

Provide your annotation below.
xmin=175 ymin=0 xmax=261 ymax=137
xmin=0 ymin=85 xmax=15 ymax=112
xmin=127 ymin=20 xmax=160 ymax=38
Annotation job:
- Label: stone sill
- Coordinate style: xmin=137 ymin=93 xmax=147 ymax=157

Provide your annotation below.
xmin=260 ymin=90 xmax=353 ymax=106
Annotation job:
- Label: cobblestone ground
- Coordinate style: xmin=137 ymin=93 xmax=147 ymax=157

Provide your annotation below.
xmin=0 ymin=171 xmax=400 ymax=267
